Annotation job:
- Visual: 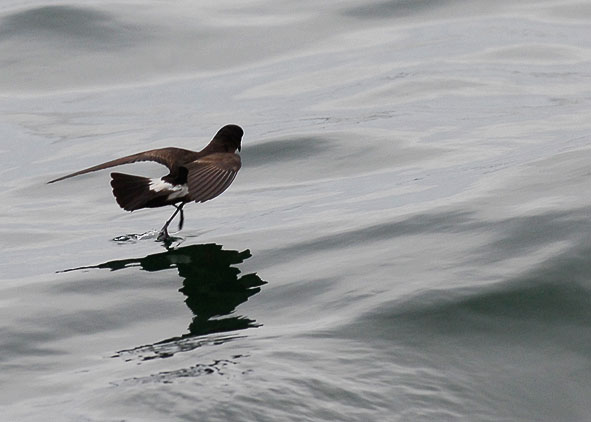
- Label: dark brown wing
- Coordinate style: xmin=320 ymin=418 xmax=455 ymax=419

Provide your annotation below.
xmin=184 ymin=153 xmax=241 ymax=203
xmin=47 ymin=147 xmax=199 ymax=184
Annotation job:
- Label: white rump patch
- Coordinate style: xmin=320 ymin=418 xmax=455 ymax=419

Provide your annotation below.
xmin=149 ymin=178 xmax=189 ymax=200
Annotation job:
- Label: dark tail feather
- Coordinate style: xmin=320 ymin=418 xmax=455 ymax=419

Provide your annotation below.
xmin=110 ymin=172 xmax=154 ymax=211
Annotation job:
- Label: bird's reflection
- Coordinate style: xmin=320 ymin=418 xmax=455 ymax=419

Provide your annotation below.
xmin=64 ymin=243 xmax=266 ymax=359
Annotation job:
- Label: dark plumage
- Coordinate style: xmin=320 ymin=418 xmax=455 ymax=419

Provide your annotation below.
xmin=48 ymin=124 xmax=243 ymax=240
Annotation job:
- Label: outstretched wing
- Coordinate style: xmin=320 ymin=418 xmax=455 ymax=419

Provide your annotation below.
xmin=184 ymin=153 xmax=241 ymax=203
xmin=47 ymin=147 xmax=199 ymax=183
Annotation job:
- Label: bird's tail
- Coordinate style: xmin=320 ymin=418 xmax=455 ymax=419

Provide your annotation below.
xmin=110 ymin=172 xmax=155 ymax=211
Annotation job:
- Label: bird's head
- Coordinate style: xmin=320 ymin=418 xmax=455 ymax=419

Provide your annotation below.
xmin=212 ymin=124 xmax=243 ymax=152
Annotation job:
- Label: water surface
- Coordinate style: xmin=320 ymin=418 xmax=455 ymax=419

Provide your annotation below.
xmin=1 ymin=1 xmax=590 ymax=421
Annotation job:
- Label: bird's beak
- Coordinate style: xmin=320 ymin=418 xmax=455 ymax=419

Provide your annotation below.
xmin=238 ymin=145 xmax=241 ymax=152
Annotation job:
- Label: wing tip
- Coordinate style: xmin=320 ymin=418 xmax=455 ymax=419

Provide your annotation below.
xmin=47 ymin=173 xmax=77 ymax=184
xmin=47 ymin=176 xmax=65 ymax=184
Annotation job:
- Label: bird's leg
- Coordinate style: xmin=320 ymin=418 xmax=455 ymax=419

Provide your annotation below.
xmin=177 ymin=203 xmax=185 ymax=231
xmin=157 ymin=204 xmax=184 ymax=241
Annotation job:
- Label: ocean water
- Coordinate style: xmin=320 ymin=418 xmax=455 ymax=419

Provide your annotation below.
xmin=1 ymin=1 xmax=590 ymax=421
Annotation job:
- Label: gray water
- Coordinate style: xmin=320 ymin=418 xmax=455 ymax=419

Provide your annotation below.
xmin=1 ymin=1 xmax=591 ymax=421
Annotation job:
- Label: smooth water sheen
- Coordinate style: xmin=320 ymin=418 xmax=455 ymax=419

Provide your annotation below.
xmin=1 ymin=1 xmax=590 ymax=421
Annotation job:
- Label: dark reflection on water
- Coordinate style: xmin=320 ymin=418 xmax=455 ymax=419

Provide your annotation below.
xmin=348 ymin=240 xmax=591 ymax=343
xmin=0 ymin=5 xmax=146 ymax=48
xmin=64 ymin=244 xmax=266 ymax=359
xmin=345 ymin=0 xmax=453 ymax=19
xmin=244 ymin=136 xmax=332 ymax=167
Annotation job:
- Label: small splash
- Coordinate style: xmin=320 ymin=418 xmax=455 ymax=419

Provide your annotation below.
xmin=112 ymin=231 xmax=157 ymax=242
xmin=111 ymin=231 xmax=184 ymax=245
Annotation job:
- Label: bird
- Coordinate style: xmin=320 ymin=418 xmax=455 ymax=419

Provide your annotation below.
xmin=48 ymin=124 xmax=243 ymax=241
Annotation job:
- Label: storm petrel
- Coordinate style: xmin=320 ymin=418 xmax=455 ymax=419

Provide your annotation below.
xmin=48 ymin=124 xmax=243 ymax=241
